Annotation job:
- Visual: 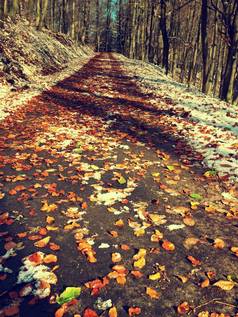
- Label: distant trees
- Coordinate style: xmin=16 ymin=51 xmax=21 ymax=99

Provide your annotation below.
xmin=0 ymin=0 xmax=237 ymax=104
xmin=118 ymin=0 xmax=238 ymax=104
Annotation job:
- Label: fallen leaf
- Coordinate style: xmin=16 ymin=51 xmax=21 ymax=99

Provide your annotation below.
xmin=56 ymin=287 xmax=81 ymax=305
xmin=213 ymin=280 xmax=236 ymax=291
xmin=109 ymin=307 xmax=118 ymax=317
xmin=187 ymin=255 xmax=201 ymax=266
xmin=183 ymin=216 xmax=195 ymax=226
xmin=146 ymin=287 xmax=160 ymax=299
xmin=149 ymin=272 xmax=161 ymax=280
xmin=162 ymin=240 xmax=175 ymax=251
xmin=44 ymin=254 xmax=58 ymax=263
xmin=55 ymin=305 xmax=67 ymax=317
xmin=201 ymin=278 xmax=210 ymax=288
xmin=131 ymin=270 xmax=143 ymax=279
xmin=190 ymin=193 xmax=203 ymax=200
xmin=46 ymin=216 xmax=55 ymax=224
xmin=120 ymin=244 xmax=130 ymax=250
xmin=128 ymin=307 xmax=141 ymax=316
xmin=34 ymin=236 xmax=51 ymax=248
xmin=112 ymin=252 xmax=122 ymax=263
xmin=41 ymin=202 xmax=57 ymax=212
xmin=176 ymin=275 xmax=188 ymax=283
xmin=115 ymin=219 xmax=124 ymax=227
xmin=231 ymin=246 xmax=238 ymax=256
xmin=4 ymin=305 xmax=20 ymax=316
xmin=213 ymin=238 xmax=225 ymax=249
xmin=116 ymin=275 xmax=126 ymax=285
xmin=183 ymin=237 xmax=199 ymax=249
xmin=177 ymin=302 xmax=190 ymax=314
xmin=83 ymin=308 xmax=98 ymax=317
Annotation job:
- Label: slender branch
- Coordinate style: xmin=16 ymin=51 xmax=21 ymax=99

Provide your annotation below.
xmin=190 ymin=298 xmax=237 ymax=315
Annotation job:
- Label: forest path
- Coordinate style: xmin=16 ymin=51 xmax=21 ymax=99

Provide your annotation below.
xmin=0 ymin=53 xmax=238 ymax=317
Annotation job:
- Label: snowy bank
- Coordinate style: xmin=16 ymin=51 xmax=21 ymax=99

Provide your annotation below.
xmin=118 ymin=54 xmax=238 ymax=184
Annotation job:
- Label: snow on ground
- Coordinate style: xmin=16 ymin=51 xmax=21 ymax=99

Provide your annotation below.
xmin=0 ymin=18 xmax=95 ymax=121
xmin=118 ymin=54 xmax=238 ymax=184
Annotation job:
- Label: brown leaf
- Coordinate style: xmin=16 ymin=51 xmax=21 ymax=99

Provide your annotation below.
xmin=183 ymin=216 xmax=195 ymax=226
xmin=183 ymin=237 xmax=199 ymax=249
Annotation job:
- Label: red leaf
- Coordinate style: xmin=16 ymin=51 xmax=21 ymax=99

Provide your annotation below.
xmin=83 ymin=308 xmax=98 ymax=317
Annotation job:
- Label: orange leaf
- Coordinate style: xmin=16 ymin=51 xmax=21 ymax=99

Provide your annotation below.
xmin=17 ymin=232 xmax=27 ymax=238
xmin=82 ymin=202 xmax=88 ymax=209
xmin=183 ymin=216 xmax=195 ymax=226
xmin=112 ymin=265 xmax=127 ymax=274
xmin=146 ymin=287 xmax=160 ymax=299
xmin=50 ymin=242 xmax=61 ymax=251
xmin=39 ymin=227 xmax=48 ymax=235
xmin=131 ymin=270 xmax=143 ymax=279
xmin=44 ymin=254 xmax=58 ymax=264
xmin=108 ymin=230 xmax=118 ymax=237
xmin=162 ymin=240 xmax=175 ymax=251
xmin=116 ymin=275 xmax=126 ymax=285
xmin=46 ymin=216 xmax=55 ymax=224
xmin=55 ymin=305 xmax=67 ymax=317
xmin=120 ymin=244 xmax=130 ymax=251
xmin=83 ymin=308 xmax=98 ymax=317
xmin=109 ymin=307 xmax=118 ymax=317
xmin=128 ymin=307 xmax=141 ymax=316
xmin=187 ymin=255 xmax=201 ymax=266
xmin=28 ymin=252 xmax=44 ymax=265
xmin=201 ymin=278 xmax=210 ymax=288
xmin=114 ymin=219 xmax=124 ymax=227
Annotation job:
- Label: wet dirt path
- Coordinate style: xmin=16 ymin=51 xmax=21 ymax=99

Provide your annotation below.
xmin=0 ymin=53 xmax=238 ymax=317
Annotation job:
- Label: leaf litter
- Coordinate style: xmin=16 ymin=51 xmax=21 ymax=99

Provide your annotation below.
xmin=0 ymin=52 xmax=238 ymax=316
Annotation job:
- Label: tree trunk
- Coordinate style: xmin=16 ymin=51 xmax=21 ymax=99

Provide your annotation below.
xmin=160 ymin=0 xmax=169 ymax=74
xmin=201 ymin=0 xmax=209 ymax=93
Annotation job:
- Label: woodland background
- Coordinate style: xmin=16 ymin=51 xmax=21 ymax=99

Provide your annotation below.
xmin=0 ymin=0 xmax=237 ymax=104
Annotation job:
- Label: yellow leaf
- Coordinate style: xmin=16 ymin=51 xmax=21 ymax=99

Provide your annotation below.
xmin=134 ymin=228 xmax=145 ymax=237
xmin=213 ymin=280 xmax=236 ymax=291
xmin=149 ymin=272 xmax=161 ymax=280
xmin=46 ymin=225 xmax=59 ymax=231
xmin=134 ymin=257 xmax=146 ymax=269
xmin=34 ymin=236 xmax=51 ymax=248
xmin=133 ymin=249 xmax=147 ymax=260
xmin=41 ymin=202 xmax=57 ymax=212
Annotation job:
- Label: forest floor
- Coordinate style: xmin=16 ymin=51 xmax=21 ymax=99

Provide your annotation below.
xmin=1 ymin=53 xmax=238 ymax=317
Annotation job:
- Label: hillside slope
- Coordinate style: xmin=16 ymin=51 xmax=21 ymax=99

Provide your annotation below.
xmin=0 ymin=18 xmax=94 ymax=120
